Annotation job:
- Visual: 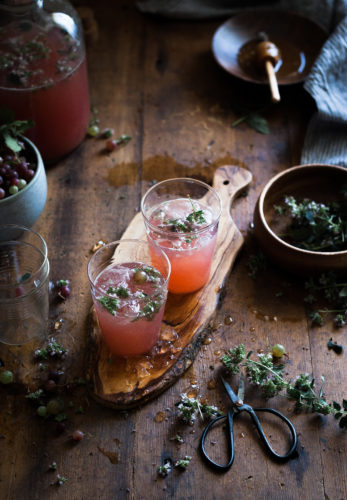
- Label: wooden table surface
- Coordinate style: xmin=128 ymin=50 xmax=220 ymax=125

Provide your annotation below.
xmin=1 ymin=2 xmax=346 ymax=499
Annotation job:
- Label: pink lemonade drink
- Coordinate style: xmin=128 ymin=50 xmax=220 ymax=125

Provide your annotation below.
xmin=0 ymin=18 xmax=90 ymax=163
xmin=88 ymin=240 xmax=170 ymax=357
xmin=141 ymin=179 xmax=221 ymax=295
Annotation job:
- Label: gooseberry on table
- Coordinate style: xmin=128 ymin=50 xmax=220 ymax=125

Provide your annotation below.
xmin=0 ymin=370 xmax=14 ymax=384
xmin=272 ymin=344 xmax=286 ymax=358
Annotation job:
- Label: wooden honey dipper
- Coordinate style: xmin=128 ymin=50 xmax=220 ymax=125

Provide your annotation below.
xmin=255 ymin=34 xmax=281 ymax=103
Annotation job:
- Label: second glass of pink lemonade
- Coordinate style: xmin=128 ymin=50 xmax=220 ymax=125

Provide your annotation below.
xmin=88 ymin=239 xmax=170 ymax=357
xmin=141 ymin=178 xmax=221 ymax=294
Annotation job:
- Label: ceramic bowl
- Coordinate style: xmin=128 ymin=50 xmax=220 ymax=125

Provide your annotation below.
xmin=212 ymin=10 xmax=327 ymax=85
xmin=0 ymin=137 xmax=47 ymax=230
xmin=253 ymin=164 xmax=347 ymax=275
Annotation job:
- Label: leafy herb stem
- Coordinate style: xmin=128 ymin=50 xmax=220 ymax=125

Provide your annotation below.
xmin=221 ymin=344 xmax=347 ymax=428
xmin=231 ymin=106 xmax=268 ymax=127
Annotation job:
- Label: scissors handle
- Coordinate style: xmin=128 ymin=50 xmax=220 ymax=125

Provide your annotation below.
xmin=200 ymin=406 xmax=298 ymax=472
xmin=200 ymin=411 xmax=235 ymax=472
xmin=246 ymin=405 xmax=298 ymax=461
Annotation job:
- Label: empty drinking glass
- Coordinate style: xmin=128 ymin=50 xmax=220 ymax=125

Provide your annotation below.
xmin=0 ymin=224 xmax=50 ymax=345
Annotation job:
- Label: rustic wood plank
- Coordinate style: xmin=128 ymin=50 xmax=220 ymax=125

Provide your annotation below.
xmin=0 ymin=1 xmax=345 ymax=499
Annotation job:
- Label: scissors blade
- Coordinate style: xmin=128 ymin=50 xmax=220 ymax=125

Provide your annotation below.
xmin=237 ymin=372 xmax=245 ymax=402
xmin=220 ymin=376 xmax=240 ymax=406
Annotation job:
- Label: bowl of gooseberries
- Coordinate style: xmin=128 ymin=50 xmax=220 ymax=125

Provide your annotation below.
xmin=0 ymin=110 xmax=47 ymax=229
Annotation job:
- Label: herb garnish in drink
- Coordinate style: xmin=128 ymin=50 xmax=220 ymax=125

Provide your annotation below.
xmin=96 ymin=264 xmax=165 ymax=321
xmin=98 ymin=296 xmax=119 ymax=314
xmin=274 ymin=190 xmax=347 ymax=252
xmin=160 ymin=197 xmax=207 ymax=233
xmin=91 ymin=260 xmax=168 ymax=357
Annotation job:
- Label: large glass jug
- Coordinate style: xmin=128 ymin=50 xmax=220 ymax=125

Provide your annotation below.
xmin=0 ymin=0 xmax=90 ymax=163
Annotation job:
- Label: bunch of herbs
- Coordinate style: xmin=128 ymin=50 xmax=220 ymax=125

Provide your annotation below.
xmin=304 ymin=271 xmax=347 ymax=327
xmin=221 ymin=344 xmax=347 ymax=429
xmin=274 ymin=192 xmax=347 ymax=252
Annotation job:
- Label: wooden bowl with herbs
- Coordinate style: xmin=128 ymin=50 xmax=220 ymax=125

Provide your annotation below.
xmin=0 ymin=110 xmax=47 ymax=230
xmin=253 ymin=164 xmax=347 ymax=275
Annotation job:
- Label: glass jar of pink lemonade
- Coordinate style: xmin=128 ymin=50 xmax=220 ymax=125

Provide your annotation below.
xmin=88 ymin=239 xmax=171 ymax=357
xmin=0 ymin=0 xmax=90 ymax=163
xmin=141 ymin=178 xmax=221 ymax=294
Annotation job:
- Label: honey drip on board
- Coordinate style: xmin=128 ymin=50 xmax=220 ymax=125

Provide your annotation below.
xmin=154 ymin=411 xmax=166 ymax=423
xmin=97 ymin=446 xmax=119 ymax=464
xmin=106 ymin=154 xmax=247 ymax=189
xmin=187 ymin=388 xmax=199 ymax=399
xmin=224 ymin=315 xmax=233 ymax=325
xmin=207 ymin=380 xmax=216 ymax=390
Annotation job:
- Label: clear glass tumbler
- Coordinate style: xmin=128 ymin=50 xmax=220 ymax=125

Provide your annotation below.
xmin=88 ymin=239 xmax=171 ymax=357
xmin=141 ymin=178 xmax=221 ymax=294
xmin=0 ymin=224 xmax=50 ymax=345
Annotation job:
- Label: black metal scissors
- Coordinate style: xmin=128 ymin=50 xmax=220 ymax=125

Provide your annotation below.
xmin=200 ymin=376 xmax=298 ymax=471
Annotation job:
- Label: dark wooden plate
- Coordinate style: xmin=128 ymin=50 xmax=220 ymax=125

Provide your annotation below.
xmin=253 ymin=164 xmax=347 ymax=275
xmin=212 ymin=10 xmax=327 ymax=85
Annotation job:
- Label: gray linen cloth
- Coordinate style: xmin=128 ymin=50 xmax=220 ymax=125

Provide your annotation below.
xmin=138 ymin=0 xmax=347 ymax=166
xmin=301 ymin=12 xmax=347 ymax=166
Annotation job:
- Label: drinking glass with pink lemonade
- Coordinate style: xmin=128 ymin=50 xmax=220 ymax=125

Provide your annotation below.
xmin=88 ymin=239 xmax=170 ymax=357
xmin=141 ymin=178 xmax=221 ymax=294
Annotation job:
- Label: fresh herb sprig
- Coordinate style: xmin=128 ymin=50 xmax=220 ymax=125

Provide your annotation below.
xmin=174 ymin=456 xmax=192 ymax=470
xmin=133 ymin=266 xmax=160 ymax=283
xmin=163 ymin=198 xmax=206 ymax=233
xmin=34 ymin=338 xmax=68 ymax=360
xmin=107 ymin=286 xmax=129 ymax=298
xmin=0 ymin=106 xmax=33 ymax=153
xmin=186 ymin=196 xmax=206 ymax=225
xmin=231 ymin=105 xmax=270 ymax=134
xmin=175 ymin=393 xmax=222 ymax=424
xmin=221 ymin=344 xmax=347 ymax=429
xmin=157 ymin=460 xmax=172 ymax=477
xmin=304 ymin=272 xmax=347 ymax=327
xmin=275 ymin=193 xmax=347 ymax=252
xmin=247 ymin=251 xmax=267 ymax=279
xmin=133 ymin=293 xmax=164 ymax=322
xmin=98 ymin=295 xmax=119 ymax=315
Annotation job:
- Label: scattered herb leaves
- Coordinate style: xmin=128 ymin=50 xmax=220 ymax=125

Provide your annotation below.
xmin=247 ymin=251 xmax=268 ymax=279
xmin=275 ymin=192 xmax=347 ymax=252
xmin=175 ymin=394 xmax=222 ymax=424
xmin=221 ymin=344 xmax=347 ymax=429
xmin=327 ymin=339 xmax=344 ymax=354
xmin=34 ymin=339 xmax=68 ymax=360
xmin=304 ymin=272 xmax=347 ymax=327
xmin=174 ymin=456 xmax=192 ymax=470
xmin=231 ymin=105 xmax=270 ymax=134
xmin=107 ymin=286 xmax=129 ymax=298
xmin=157 ymin=460 xmax=172 ymax=478
xmin=162 ymin=198 xmax=207 ymax=233
xmin=0 ymin=106 xmax=34 ymax=153
xmin=98 ymin=296 xmax=119 ymax=314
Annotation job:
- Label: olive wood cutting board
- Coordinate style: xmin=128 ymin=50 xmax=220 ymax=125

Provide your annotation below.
xmin=86 ymin=165 xmax=252 ymax=409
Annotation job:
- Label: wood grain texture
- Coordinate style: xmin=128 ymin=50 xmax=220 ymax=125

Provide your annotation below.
xmin=87 ymin=166 xmax=252 ymax=408
xmin=0 ymin=2 xmax=345 ymax=499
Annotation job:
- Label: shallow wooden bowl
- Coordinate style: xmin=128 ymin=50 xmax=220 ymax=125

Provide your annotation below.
xmin=253 ymin=164 xmax=347 ymax=275
xmin=212 ymin=10 xmax=327 ymax=85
